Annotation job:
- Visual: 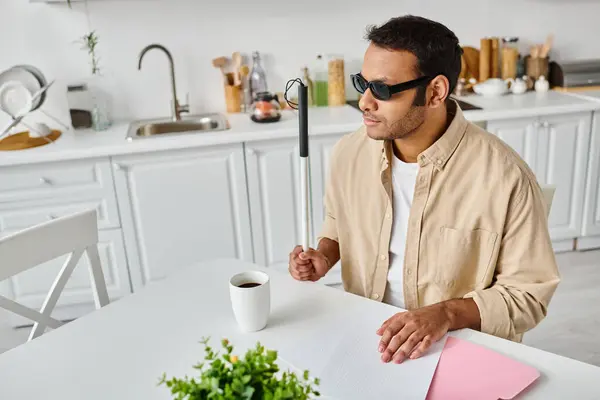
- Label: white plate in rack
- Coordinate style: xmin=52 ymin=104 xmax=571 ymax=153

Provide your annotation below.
xmin=0 ymin=66 xmax=41 ymax=111
xmin=0 ymin=80 xmax=32 ymax=117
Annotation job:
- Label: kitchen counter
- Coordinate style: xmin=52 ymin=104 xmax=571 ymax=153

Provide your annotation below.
xmin=2 ymin=90 xmax=600 ymax=168
xmin=456 ymin=90 xmax=600 ymax=121
xmin=0 ymin=106 xmax=363 ymax=167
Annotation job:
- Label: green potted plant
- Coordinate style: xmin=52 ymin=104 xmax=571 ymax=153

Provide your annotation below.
xmin=159 ymin=337 xmax=321 ymax=400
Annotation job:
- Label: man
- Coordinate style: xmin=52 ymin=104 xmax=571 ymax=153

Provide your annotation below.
xmin=288 ymin=15 xmax=560 ymax=364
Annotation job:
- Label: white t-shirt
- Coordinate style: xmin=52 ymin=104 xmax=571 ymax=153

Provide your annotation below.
xmin=384 ymin=154 xmax=419 ymax=309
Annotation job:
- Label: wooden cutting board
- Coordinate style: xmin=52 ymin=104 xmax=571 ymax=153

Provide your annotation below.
xmin=0 ymin=130 xmax=61 ymax=151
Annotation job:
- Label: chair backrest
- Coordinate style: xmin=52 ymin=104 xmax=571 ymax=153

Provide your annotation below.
xmin=0 ymin=209 xmax=109 ymax=341
xmin=541 ymin=184 xmax=556 ymax=218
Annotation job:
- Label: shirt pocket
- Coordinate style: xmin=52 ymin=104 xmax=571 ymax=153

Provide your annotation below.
xmin=435 ymin=226 xmax=499 ymax=293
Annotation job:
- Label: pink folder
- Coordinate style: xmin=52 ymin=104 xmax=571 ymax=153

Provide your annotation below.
xmin=426 ymin=337 xmax=540 ymax=400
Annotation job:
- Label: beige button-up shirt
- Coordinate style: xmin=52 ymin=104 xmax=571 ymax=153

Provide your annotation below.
xmin=318 ymin=105 xmax=560 ymax=342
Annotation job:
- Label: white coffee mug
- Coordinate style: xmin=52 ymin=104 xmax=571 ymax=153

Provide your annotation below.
xmin=229 ymin=271 xmax=270 ymax=332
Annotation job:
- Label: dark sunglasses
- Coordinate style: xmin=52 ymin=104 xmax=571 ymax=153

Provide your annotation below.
xmin=351 ymin=73 xmax=433 ymax=101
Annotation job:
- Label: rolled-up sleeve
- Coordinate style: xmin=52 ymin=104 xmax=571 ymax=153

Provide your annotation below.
xmin=464 ymin=178 xmax=560 ymax=341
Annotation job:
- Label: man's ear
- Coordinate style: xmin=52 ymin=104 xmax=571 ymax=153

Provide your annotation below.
xmin=427 ymin=75 xmax=450 ymax=108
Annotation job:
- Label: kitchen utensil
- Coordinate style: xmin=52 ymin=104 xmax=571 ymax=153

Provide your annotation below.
xmin=526 ymin=55 xmax=549 ymax=80
xmin=232 ymin=52 xmax=243 ymax=86
xmin=212 ymin=56 xmax=230 ymax=84
xmin=473 ymin=78 xmax=510 ymax=96
xmin=479 ymin=38 xmax=492 ymax=82
xmin=491 ymin=37 xmax=500 ymax=78
xmin=240 ymin=65 xmax=251 ymax=112
xmin=540 ymin=34 xmax=553 ymax=59
xmin=13 ymin=64 xmax=48 ymax=111
xmin=250 ymin=91 xmax=281 ymax=123
xmin=224 ymin=85 xmax=242 ymax=113
xmin=0 ymin=66 xmax=42 ymax=110
xmin=229 ymin=271 xmax=270 ymax=333
xmin=461 ymin=47 xmax=480 ymax=82
xmin=535 ymin=76 xmax=550 ymax=93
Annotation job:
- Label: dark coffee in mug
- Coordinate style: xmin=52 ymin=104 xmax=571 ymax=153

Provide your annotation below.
xmin=238 ymin=282 xmax=261 ymax=288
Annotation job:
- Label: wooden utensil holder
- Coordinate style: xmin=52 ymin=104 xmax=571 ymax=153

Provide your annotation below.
xmin=224 ymin=84 xmax=242 ymax=113
xmin=525 ymin=56 xmax=549 ymax=80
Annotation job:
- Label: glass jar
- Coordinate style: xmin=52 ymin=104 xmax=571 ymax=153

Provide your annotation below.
xmin=88 ymin=75 xmax=112 ymax=131
xmin=327 ymin=54 xmax=345 ymax=106
xmin=501 ymin=37 xmax=519 ymax=80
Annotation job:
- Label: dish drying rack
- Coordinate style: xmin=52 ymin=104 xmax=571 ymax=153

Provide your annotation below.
xmin=0 ymin=80 xmax=70 ymax=144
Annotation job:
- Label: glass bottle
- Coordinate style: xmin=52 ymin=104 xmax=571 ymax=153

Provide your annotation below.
xmin=302 ymin=67 xmax=314 ymax=107
xmin=249 ymin=51 xmax=268 ymax=101
xmin=313 ymin=54 xmax=328 ymax=106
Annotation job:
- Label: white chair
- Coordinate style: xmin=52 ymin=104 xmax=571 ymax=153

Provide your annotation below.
xmin=0 ymin=209 xmax=109 ymax=341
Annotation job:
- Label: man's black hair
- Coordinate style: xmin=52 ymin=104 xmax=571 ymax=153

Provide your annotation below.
xmin=366 ymin=15 xmax=462 ymax=106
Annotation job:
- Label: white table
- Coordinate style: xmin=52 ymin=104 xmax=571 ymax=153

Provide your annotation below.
xmin=0 ymin=259 xmax=599 ymax=399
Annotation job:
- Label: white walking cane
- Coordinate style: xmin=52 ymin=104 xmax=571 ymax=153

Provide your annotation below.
xmin=298 ymin=82 xmax=310 ymax=252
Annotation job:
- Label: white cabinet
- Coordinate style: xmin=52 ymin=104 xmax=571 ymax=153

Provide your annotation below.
xmin=535 ymin=112 xmax=591 ymax=242
xmin=245 ymin=138 xmax=308 ymax=274
xmin=308 ymin=134 xmax=345 ymax=245
xmin=244 ymin=134 xmax=346 ymax=276
xmin=112 ymin=145 xmax=253 ymax=289
xmin=486 ymin=116 xmax=538 ymax=170
xmin=580 ymin=111 xmax=600 ymax=250
xmin=488 ymin=112 xmax=592 ymax=248
xmin=0 ymin=229 xmax=129 ymax=327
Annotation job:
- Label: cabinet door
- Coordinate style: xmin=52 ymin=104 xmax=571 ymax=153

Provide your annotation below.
xmin=112 ymin=145 xmax=253 ymax=289
xmin=486 ymin=117 xmax=538 ymax=170
xmin=245 ymin=138 xmax=309 ymax=274
xmin=309 ymin=134 xmax=346 ymax=286
xmin=535 ymin=112 xmax=591 ymax=240
xmin=309 ymin=134 xmax=345 ymax=245
xmin=0 ymin=229 xmax=129 ymax=327
xmin=582 ymin=112 xmax=600 ymax=237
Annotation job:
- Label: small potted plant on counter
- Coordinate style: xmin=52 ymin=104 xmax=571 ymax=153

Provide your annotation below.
xmin=159 ymin=337 xmax=321 ymax=400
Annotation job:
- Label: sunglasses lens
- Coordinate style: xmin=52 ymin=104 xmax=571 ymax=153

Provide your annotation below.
xmin=371 ymin=82 xmax=391 ymax=100
xmin=352 ymin=74 xmax=368 ymax=93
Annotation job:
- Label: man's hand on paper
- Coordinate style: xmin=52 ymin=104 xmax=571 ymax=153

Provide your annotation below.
xmin=376 ymin=303 xmax=451 ymax=364
xmin=288 ymin=245 xmax=330 ymax=282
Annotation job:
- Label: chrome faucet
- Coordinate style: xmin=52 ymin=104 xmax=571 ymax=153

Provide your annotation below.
xmin=138 ymin=43 xmax=189 ymax=121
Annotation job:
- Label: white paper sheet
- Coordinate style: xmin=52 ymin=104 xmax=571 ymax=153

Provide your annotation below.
xmin=316 ymin=313 xmax=446 ymax=400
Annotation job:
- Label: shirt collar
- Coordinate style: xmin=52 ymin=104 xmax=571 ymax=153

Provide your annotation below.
xmin=379 ymin=100 xmax=468 ymax=171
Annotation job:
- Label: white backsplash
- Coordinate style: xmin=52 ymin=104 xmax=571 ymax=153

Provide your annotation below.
xmin=2 ymin=0 xmax=600 ymax=126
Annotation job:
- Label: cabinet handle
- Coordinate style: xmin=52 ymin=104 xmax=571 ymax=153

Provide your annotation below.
xmin=532 ymin=121 xmax=541 ymax=129
xmin=542 ymin=121 xmax=549 ymax=128
xmin=246 ymin=149 xmax=255 ymax=156
xmin=39 ymin=177 xmax=52 ymax=185
xmin=113 ymin=163 xmax=123 ymax=170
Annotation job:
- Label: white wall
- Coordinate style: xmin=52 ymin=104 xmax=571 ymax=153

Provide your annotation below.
xmin=2 ymin=0 xmax=600 ymax=125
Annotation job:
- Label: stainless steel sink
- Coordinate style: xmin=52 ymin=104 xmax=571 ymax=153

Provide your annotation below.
xmin=126 ymin=113 xmax=230 ymax=140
